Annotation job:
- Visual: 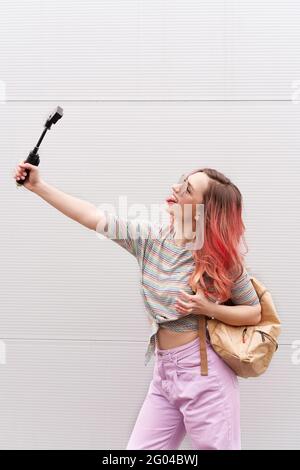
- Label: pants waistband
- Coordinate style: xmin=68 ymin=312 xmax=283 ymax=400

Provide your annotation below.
xmin=155 ymin=338 xmax=200 ymax=357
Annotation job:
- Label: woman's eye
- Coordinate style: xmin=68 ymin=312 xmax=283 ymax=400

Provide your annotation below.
xmin=187 ymin=187 xmax=191 ymax=193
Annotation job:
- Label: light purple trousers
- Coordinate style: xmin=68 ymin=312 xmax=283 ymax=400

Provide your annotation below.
xmin=126 ymin=336 xmax=241 ymax=450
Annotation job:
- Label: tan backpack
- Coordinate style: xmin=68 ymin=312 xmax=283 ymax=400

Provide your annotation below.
xmin=198 ymin=276 xmax=281 ymax=378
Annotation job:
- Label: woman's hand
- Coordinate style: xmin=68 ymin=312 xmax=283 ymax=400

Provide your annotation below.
xmin=174 ymin=287 xmax=216 ymax=316
xmin=13 ymin=160 xmax=43 ymax=191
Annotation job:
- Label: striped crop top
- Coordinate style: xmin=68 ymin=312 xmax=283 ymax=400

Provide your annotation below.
xmin=96 ymin=210 xmax=260 ymax=366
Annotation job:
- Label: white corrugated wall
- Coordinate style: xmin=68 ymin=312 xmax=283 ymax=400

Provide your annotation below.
xmin=0 ymin=0 xmax=299 ymax=449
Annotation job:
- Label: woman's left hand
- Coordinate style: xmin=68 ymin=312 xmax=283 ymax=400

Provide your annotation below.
xmin=174 ymin=288 xmax=215 ymax=316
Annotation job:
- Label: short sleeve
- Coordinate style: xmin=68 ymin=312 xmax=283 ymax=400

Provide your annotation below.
xmin=230 ymin=267 xmax=260 ymax=305
xmin=96 ymin=210 xmax=161 ymax=266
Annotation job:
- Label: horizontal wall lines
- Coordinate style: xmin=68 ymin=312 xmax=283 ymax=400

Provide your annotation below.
xmin=2 ymin=99 xmax=293 ymax=103
xmin=0 ymin=337 xmax=291 ymax=345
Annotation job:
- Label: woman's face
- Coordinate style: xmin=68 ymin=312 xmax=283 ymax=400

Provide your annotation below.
xmin=165 ymin=171 xmax=210 ymax=225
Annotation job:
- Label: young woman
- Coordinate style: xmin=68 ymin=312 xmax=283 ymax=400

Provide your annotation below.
xmin=13 ymin=162 xmax=261 ymax=450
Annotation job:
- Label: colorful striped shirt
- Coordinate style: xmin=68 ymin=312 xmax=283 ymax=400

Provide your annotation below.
xmin=97 ymin=210 xmax=260 ymax=366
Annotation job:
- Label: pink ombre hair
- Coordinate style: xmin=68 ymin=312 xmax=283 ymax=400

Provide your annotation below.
xmin=172 ymin=168 xmax=248 ymax=303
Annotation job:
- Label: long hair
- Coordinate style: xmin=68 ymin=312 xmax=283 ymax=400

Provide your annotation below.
xmin=173 ymin=168 xmax=248 ymax=304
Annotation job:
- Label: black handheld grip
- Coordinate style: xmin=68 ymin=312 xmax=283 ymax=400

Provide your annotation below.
xmin=16 ymin=151 xmax=40 ymax=186
xmin=16 ymin=106 xmax=63 ymax=188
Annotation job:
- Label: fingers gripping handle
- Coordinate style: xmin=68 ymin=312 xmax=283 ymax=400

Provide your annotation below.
xmin=16 ymin=151 xmax=40 ymax=186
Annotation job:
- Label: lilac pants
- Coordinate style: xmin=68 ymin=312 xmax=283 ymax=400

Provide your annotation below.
xmin=126 ymin=336 xmax=241 ymax=450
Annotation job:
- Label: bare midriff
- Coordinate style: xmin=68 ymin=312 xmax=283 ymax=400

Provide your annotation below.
xmin=156 ymin=327 xmax=199 ymax=350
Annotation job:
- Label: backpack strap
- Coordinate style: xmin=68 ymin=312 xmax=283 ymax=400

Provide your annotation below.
xmin=258 ymin=288 xmax=268 ymax=301
xmin=198 ymin=315 xmax=208 ymax=375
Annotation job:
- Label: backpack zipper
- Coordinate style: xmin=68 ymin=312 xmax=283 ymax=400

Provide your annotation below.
xmin=255 ymin=329 xmax=279 ymax=351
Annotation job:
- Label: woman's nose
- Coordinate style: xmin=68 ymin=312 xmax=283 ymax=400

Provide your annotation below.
xmin=172 ymin=183 xmax=180 ymax=193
